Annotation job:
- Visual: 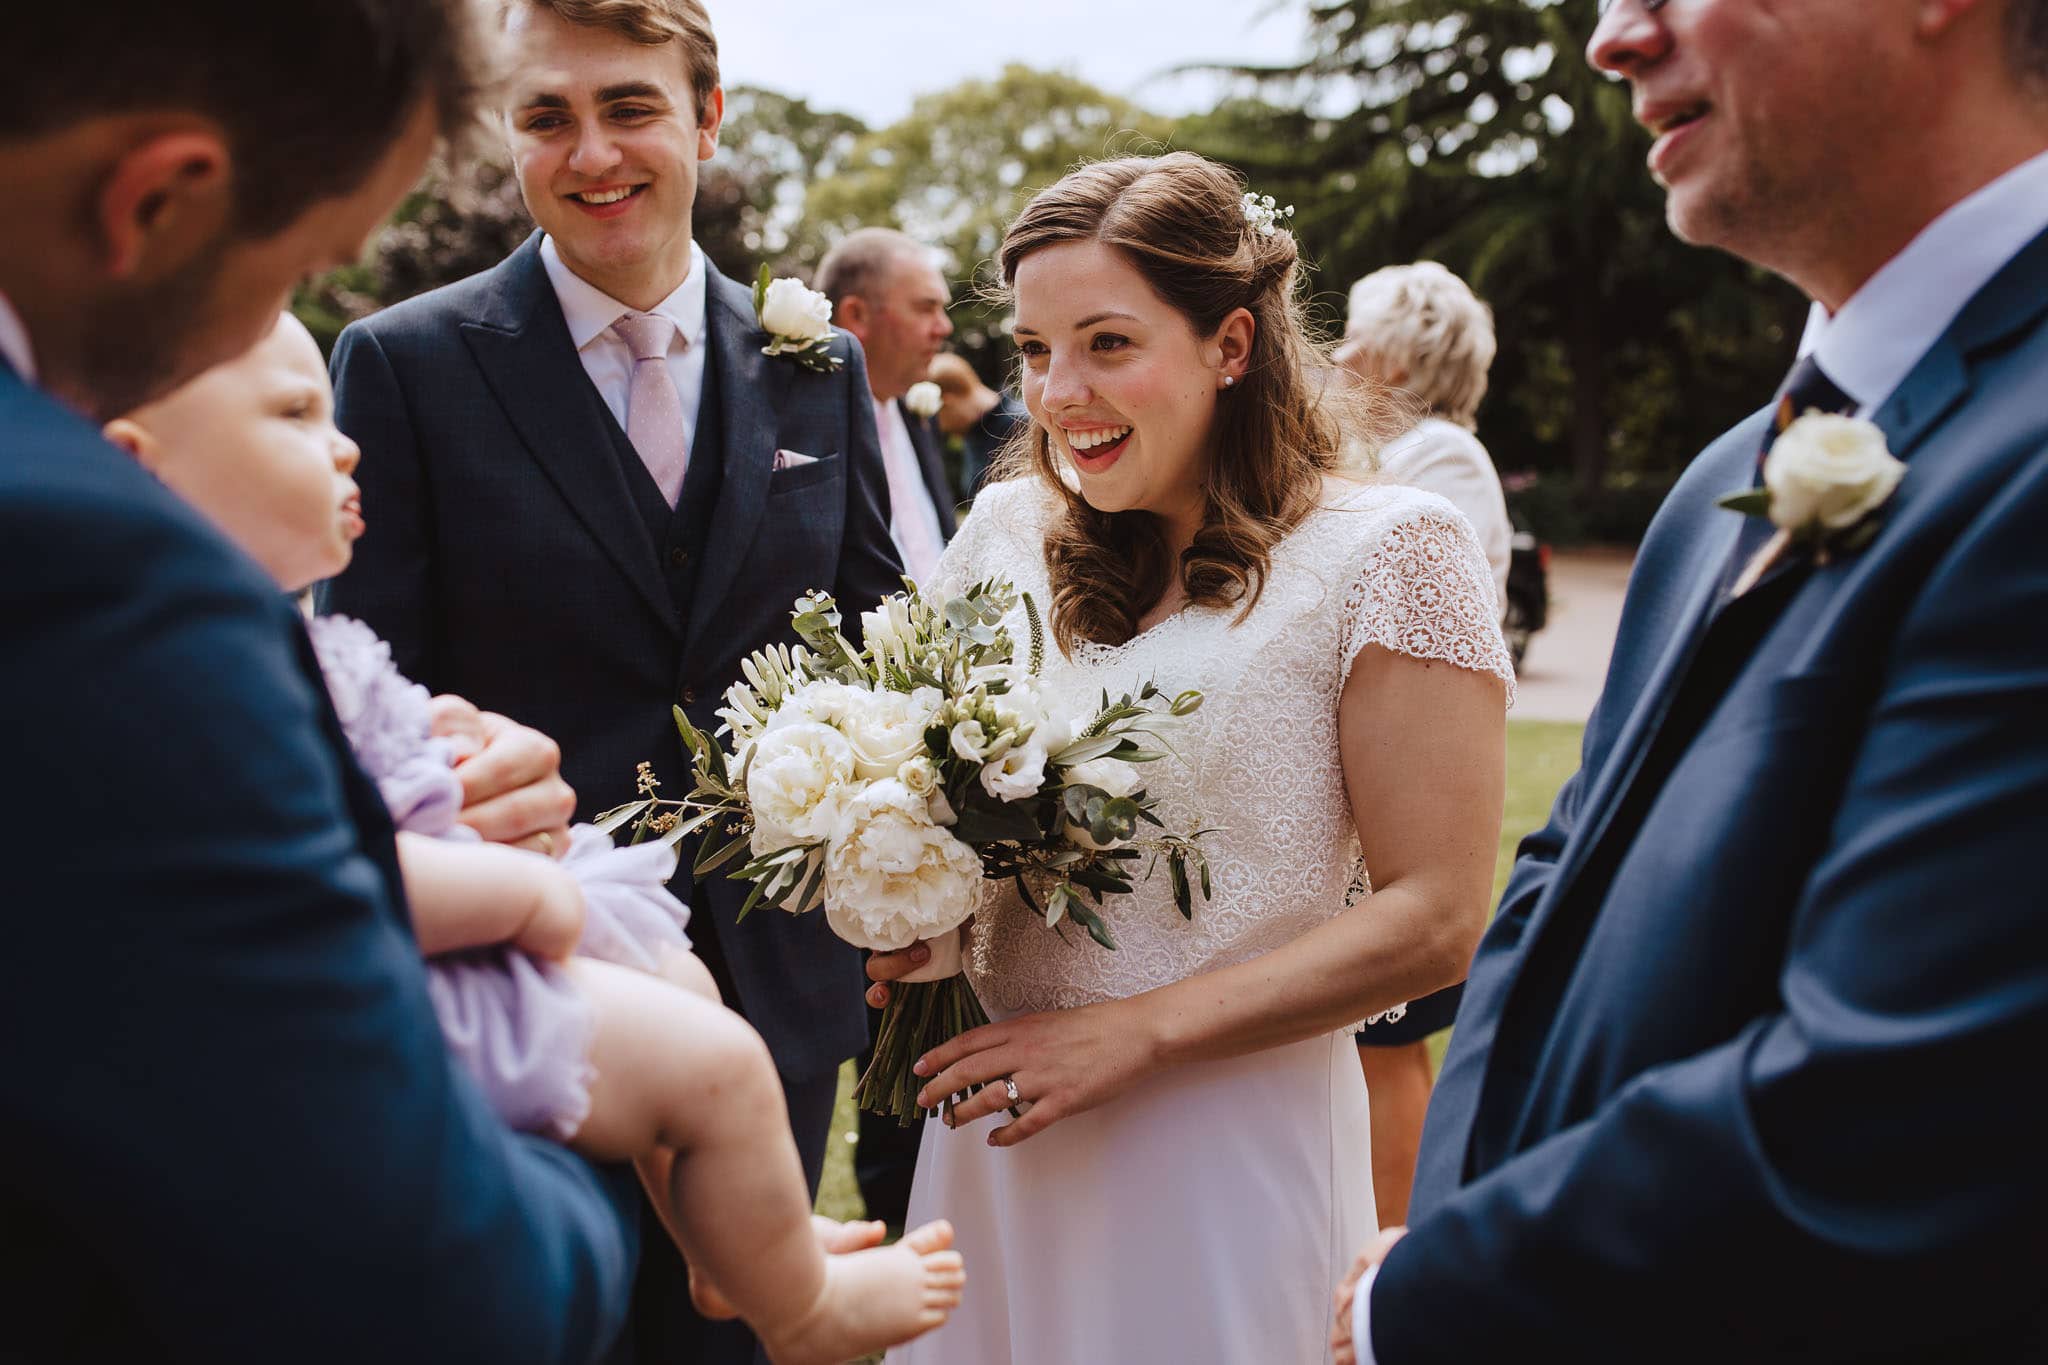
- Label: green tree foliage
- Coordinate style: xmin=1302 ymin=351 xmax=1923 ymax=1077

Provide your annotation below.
xmin=1189 ymin=0 xmax=1806 ymax=492
xmin=799 ymin=66 xmax=1173 ymax=363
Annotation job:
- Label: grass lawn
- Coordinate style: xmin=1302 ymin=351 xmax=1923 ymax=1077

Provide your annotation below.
xmin=815 ymin=717 xmax=1589 ymax=1225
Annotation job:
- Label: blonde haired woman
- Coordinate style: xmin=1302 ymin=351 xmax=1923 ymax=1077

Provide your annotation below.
xmin=867 ymin=154 xmax=1513 ymax=1364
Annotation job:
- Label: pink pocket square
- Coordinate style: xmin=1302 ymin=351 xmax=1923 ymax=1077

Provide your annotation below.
xmin=772 ymin=448 xmax=820 ymax=471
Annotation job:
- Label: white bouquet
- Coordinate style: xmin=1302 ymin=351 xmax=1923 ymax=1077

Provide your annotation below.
xmin=605 ymin=580 xmax=1210 ymax=1121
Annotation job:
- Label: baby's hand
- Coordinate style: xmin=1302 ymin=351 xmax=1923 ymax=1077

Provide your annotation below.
xmin=518 ymin=858 xmax=587 ymax=961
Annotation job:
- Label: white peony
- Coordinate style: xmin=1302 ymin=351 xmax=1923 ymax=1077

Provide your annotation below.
xmin=764 ymin=680 xmax=868 ymax=733
xmin=980 ymin=739 xmax=1048 ymax=803
xmin=746 ymin=721 xmax=857 ymax=854
xmin=1764 ymin=414 xmax=1906 ymax=532
xmin=822 ymin=780 xmax=981 ymax=951
xmin=986 ymin=670 xmax=1073 ymax=753
xmin=1060 ymin=757 xmax=1142 ymax=850
xmin=904 ymin=380 xmax=943 ymax=419
xmin=759 ymin=277 xmax=835 ymax=343
xmin=838 ymin=686 xmax=941 ymax=780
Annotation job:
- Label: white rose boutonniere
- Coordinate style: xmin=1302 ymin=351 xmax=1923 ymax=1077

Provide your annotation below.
xmin=1717 ymin=410 xmax=1905 ymax=596
xmin=752 ymin=265 xmax=842 ymax=373
xmin=904 ymin=380 xmax=943 ymax=419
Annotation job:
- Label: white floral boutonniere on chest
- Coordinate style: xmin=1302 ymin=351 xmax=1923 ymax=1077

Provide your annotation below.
xmin=903 ymin=380 xmax=942 ymax=419
xmin=1717 ymin=409 xmax=1906 ymax=596
xmin=752 ymin=265 xmax=842 ymax=372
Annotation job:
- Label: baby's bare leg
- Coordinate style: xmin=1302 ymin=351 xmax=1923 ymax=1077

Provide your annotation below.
xmin=563 ymin=959 xmax=963 ymax=1364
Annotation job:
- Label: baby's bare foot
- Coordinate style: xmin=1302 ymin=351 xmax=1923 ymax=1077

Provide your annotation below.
xmin=689 ymin=1215 xmax=888 ymax=1321
xmin=762 ymin=1219 xmax=965 ymax=1365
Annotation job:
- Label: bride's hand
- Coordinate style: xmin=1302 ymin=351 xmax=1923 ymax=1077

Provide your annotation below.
xmin=911 ymin=998 xmax=1158 ymax=1146
xmin=862 ymin=941 xmax=933 ymax=1008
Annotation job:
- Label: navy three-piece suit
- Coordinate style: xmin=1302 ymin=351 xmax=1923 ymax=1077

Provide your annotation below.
xmin=0 ymin=358 xmax=634 ymax=1359
xmin=321 ymin=234 xmax=903 ymax=1362
xmin=1374 ymin=230 xmax=2048 ymax=1358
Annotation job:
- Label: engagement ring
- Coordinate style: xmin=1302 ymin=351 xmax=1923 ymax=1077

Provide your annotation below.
xmin=1002 ymin=1077 xmax=1021 ymax=1104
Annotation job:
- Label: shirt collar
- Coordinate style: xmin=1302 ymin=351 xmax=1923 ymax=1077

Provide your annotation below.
xmin=540 ymin=236 xmax=707 ymax=353
xmin=0 ymin=290 xmax=36 ymax=382
xmin=1799 ymin=147 xmax=2048 ymax=411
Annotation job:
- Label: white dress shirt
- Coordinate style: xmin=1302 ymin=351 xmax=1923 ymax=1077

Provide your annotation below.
xmin=1380 ymin=417 xmax=1513 ymax=607
xmin=540 ymin=235 xmax=708 ymax=445
xmin=873 ymin=395 xmax=947 ymax=583
xmin=0 ymin=291 xmax=36 ymax=382
xmin=1797 ymin=147 xmax=2048 ymax=416
xmin=1352 ymin=145 xmax=2048 ymax=1365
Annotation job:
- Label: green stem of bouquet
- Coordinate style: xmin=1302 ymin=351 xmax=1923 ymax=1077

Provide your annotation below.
xmin=854 ymin=975 xmax=1001 ymax=1126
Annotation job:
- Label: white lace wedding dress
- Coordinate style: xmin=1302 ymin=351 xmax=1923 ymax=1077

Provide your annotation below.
xmin=891 ymin=475 xmax=1513 ymax=1365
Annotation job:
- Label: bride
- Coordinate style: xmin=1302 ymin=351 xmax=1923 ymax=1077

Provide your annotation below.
xmin=870 ymin=151 xmax=1512 ymax=1363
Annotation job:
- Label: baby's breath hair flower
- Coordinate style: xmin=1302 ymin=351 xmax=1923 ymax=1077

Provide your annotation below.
xmin=1241 ymin=191 xmax=1295 ymax=238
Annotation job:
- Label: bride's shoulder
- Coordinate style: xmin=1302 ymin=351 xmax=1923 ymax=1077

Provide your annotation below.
xmin=958 ymin=475 xmax=1062 ymax=540
xmin=1306 ymin=474 xmax=1473 ymax=550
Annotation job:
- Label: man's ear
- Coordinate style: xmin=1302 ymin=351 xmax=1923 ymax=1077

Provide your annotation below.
xmin=97 ymin=129 xmax=232 ymax=281
xmin=835 ymin=293 xmax=871 ymax=339
xmin=696 ymin=85 xmax=726 ymax=161
xmin=101 ymin=417 xmax=165 ymax=473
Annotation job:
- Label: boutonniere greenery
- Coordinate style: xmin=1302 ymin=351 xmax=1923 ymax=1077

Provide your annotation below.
xmin=752 ymin=265 xmax=842 ymax=373
xmin=1718 ymin=407 xmax=1906 ymax=596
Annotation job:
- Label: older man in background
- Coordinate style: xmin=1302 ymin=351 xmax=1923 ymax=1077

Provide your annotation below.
xmin=818 ymin=227 xmax=959 ymax=580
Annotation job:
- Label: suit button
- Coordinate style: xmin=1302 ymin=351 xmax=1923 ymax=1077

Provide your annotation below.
xmin=681 ymin=687 xmax=698 ymax=705
xmin=669 ymin=547 xmax=689 ymax=567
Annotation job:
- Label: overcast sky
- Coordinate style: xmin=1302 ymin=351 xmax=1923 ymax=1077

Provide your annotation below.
xmin=702 ymin=0 xmax=1316 ymax=128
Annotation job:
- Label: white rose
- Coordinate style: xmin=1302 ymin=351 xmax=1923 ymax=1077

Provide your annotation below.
xmin=860 ymin=597 xmax=918 ymax=670
xmin=1764 ymin=414 xmax=1906 ymax=532
xmin=979 ymin=739 xmax=1048 ymax=803
xmin=949 ymin=719 xmax=990 ymax=762
xmin=983 ymin=670 xmax=1072 ymax=752
xmin=822 ymin=780 xmax=981 ymax=951
xmin=904 ymin=380 xmax=943 ymax=419
xmin=898 ymin=754 xmax=940 ymax=797
xmin=745 ymin=721 xmax=857 ymax=854
xmin=1060 ymin=757 xmax=1142 ymax=850
xmin=759 ymin=277 xmax=835 ymax=343
xmin=838 ymin=686 xmax=941 ymax=780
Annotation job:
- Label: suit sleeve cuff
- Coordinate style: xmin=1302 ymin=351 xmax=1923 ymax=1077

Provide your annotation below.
xmin=1351 ymin=1261 xmax=1383 ymax=1365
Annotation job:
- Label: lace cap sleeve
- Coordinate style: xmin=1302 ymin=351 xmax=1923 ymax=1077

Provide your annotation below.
xmin=1336 ymin=489 xmax=1516 ymax=704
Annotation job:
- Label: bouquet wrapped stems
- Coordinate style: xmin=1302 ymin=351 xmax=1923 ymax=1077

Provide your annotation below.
xmin=856 ymin=973 xmax=993 ymax=1126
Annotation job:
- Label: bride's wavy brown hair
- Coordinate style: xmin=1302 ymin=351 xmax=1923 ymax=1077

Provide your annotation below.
xmin=991 ymin=151 xmax=1399 ymax=653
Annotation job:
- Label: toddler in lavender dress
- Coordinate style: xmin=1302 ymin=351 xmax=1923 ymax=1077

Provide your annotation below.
xmin=104 ymin=312 xmax=963 ymax=1365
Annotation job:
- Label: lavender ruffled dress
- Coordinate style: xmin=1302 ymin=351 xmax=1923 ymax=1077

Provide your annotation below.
xmin=309 ymin=613 xmax=692 ymax=1140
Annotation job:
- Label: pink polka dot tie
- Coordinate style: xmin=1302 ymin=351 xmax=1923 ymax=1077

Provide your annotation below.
xmin=611 ymin=311 xmax=690 ymax=507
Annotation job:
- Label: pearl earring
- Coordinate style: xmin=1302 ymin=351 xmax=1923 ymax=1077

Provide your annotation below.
xmin=1222 ymin=375 xmax=1235 ymax=388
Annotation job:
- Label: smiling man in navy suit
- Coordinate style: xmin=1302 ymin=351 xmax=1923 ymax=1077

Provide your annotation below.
xmin=1337 ymin=0 xmax=2048 ymax=1360
xmin=1 ymin=4 xmax=638 ymax=1361
xmin=320 ymin=2 xmax=902 ymax=1360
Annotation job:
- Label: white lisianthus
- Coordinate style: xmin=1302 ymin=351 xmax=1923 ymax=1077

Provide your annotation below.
xmin=980 ymin=739 xmax=1048 ymax=802
xmin=1060 ymin=757 xmax=1142 ymax=850
xmin=860 ymin=597 xmax=919 ymax=670
xmin=822 ymin=780 xmax=980 ymax=951
xmin=839 ymin=686 xmax=941 ymax=780
xmin=904 ymin=380 xmax=943 ymax=419
xmin=1764 ymin=414 xmax=1906 ymax=533
xmin=949 ymin=719 xmax=990 ymax=762
xmin=995 ymin=681 xmax=1072 ymax=755
xmin=746 ymin=721 xmax=857 ymax=854
xmin=759 ymin=277 xmax=834 ymax=343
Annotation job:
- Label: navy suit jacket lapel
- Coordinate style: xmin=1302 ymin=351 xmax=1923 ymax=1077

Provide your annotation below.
xmin=458 ymin=233 xmax=675 ymax=629
xmin=684 ymin=263 xmax=794 ymax=660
